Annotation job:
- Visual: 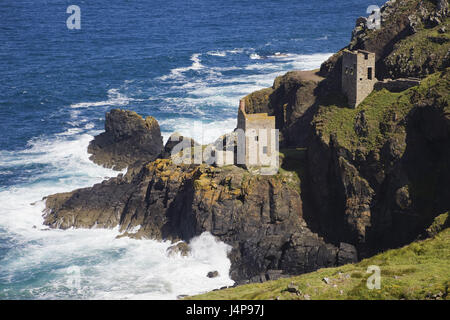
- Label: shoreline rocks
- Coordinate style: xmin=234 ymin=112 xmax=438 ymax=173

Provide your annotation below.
xmin=42 ymin=156 xmax=357 ymax=283
xmin=40 ymin=0 xmax=449 ymax=286
xmin=87 ymin=109 xmax=163 ymax=170
xmin=207 ymin=271 xmax=219 ymax=278
xmin=167 ymin=242 xmax=191 ymax=257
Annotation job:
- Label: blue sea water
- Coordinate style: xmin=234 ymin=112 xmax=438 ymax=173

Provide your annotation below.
xmin=0 ymin=0 xmax=385 ymax=299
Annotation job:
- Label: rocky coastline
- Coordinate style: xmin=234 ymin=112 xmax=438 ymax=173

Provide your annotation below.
xmin=42 ymin=0 xmax=449 ymax=285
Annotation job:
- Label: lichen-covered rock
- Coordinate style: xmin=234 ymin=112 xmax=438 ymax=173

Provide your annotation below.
xmin=424 ymin=212 xmax=449 ymax=237
xmin=307 ymin=69 xmax=450 ymax=256
xmin=167 ymin=242 xmax=191 ymax=257
xmin=88 ymin=109 xmax=163 ymax=170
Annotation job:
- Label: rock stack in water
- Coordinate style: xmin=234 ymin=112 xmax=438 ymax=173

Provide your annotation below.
xmin=88 ymin=109 xmax=164 ymax=170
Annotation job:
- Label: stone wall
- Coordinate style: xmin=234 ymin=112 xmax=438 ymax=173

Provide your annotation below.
xmin=245 ymin=115 xmax=276 ymax=168
xmin=342 ymin=50 xmax=377 ymax=108
xmin=374 ymin=78 xmax=422 ymax=92
xmin=342 ymin=50 xmax=358 ymax=107
xmin=237 ymin=100 xmax=277 ymax=168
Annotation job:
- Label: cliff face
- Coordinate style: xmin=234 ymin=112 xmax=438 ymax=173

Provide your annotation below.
xmin=44 ymin=158 xmax=357 ymax=282
xmin=307 ymin=70 xmax=449 ymax=256
xmin=319 ymin=0 xmax=449 ymax=88
xmin=246 ymin=66 xmax=449 ymax=258
xmin=87 ymin=109 xmax=164 ymax=170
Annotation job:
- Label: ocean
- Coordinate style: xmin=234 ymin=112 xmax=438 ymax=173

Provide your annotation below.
xmin=0 ymin=0 xmax=385 ymax=299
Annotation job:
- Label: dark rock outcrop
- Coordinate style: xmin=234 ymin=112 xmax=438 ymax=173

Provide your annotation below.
xmin=167 ymin=241 xmax=191 ymax=257
xmin=43 ymin=159 xmax=355 ymax=283
xmin=88 ymin=109 xmax=163 ymax=170
xmin=243 ymin=70 xmax=324 ymax=147
xmin=207 ymin=271 xmax=219 ymax=278
xmin=160 ymin=132 xmax=199 ymax=159
xmin=306 ymin=69 xmax=450 ymax=257
xmin=319 ymin=0 xmax=449 ymax=82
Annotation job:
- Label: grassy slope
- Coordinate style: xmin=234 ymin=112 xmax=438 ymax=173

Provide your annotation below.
xmin=313 ymin=69 xmax=449 ymax=153
xmin=188 ymin=223 xmax=449 ymax=300
xmin=385 ymin=14 xmax=450 ymax=75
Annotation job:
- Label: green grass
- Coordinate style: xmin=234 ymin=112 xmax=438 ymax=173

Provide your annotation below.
xmin=314 ymin=89 xmax=407 ymax=152
xmin=426 ymin=212 xmax=449 ymax=237
xmin=363 ymin=0 xmax=435 ymax=42
xmin=385 ymin=16 xmax=450 ymax=75
xmin=277 ymin=148 xmax=307 ymax=193
xmin=187 ymin=228 xmax=450 ymax=300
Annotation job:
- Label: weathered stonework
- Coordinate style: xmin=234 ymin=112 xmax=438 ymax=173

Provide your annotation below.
xmin=374 ymin=78 xmax=422 ymax=92
xmin=342 ymin=50 xmax=377 ymax=108
xmin=237 ymin=100 xmax=277 ymax=169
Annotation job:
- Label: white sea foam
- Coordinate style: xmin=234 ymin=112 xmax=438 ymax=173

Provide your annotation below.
xmin=244 ymin=63 xmax=279 ymax=70
xmin=70 ymin=89 xmax=132 ymax=109
xmin=0 ymin=49 xmax=333 ymax=299
xmin=160 ymin=118 xmax=237 ymax=144
xmin=316 ymin=35 xmax=328 ymax=40
xmin=226 ymin=48 xmax=245 ymax=54
xmin=0 ymin=131 xmax=234 ymax=299
xmin=84 ymin=123 xmax=95 ymax=130
xmin=249 ymin=53 xmax=262 ymax=60
xmin=158 ymin=53 xmax=205 ymax=81
xmin=207 ymin=50 xmax=227 ymax=57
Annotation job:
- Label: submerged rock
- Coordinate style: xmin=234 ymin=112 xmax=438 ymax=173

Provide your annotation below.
xmin=167 ymin=242 xmax=191 ymax=257
xmin=207 ymin=271 xmax=219 ymax=278
xmin=88 ymin=109 xmax=163 ymax=170
xmin=320 ymin=0 xmax=450 ymax=81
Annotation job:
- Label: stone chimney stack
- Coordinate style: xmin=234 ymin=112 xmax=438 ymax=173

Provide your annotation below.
xmin=342 ymin=49 xmax=377 ymax=108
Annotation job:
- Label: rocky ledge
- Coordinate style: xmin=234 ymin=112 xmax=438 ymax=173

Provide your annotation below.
xmin=43 ymin=155 xmax=357 ymax=283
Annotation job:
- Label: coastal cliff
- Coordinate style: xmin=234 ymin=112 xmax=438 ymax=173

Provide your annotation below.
xmin=42 ymin=0 xmax=449 ymax=287
xmin=188 ymin=219 xmax=450 ymax=300
xmin=241 ymin=0 xmax=449 ymax=258
xmin=44 ymin=154 xmax=357 ymax=283
xmin=319 ymin=0 xmax=449 ymax=86
xmin=308 ymin=70 xmax=449 ymax=257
